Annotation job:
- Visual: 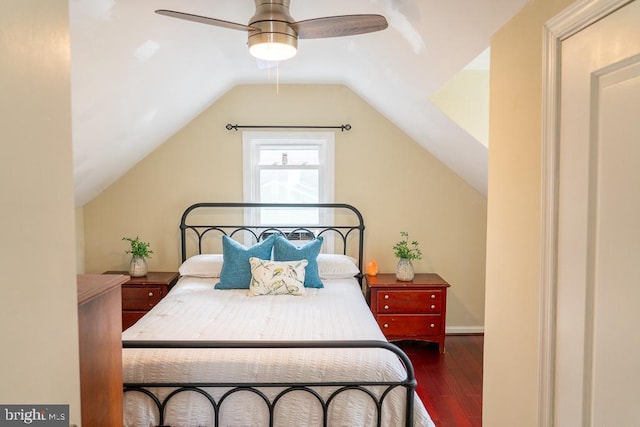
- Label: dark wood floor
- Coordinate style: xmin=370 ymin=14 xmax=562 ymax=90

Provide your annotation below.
xmin=396 ymin=334 xmax=484 ymax=427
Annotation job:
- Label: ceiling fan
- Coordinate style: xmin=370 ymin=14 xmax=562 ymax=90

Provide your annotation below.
xmin=156 ymin=0 xmax=388 ymax=61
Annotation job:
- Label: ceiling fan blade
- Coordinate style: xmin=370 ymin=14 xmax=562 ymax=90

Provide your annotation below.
xmin=291 ymin=14 xmax=388 ymax=39
xmin=155 ymin=9 xmax=258 ymax=32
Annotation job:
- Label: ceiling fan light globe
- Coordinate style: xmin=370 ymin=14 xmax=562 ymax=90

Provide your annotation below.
xmin=248 ymin=30 xmax=297 ymax=61
xmin=250 ymin=42 xmax=297 ymax=61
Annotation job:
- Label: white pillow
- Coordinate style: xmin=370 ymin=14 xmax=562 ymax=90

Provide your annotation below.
xmin=178 ymin=254 xmax=224 ymax=278
xmin=317 ymin=254 xmax=360 ymax=279
xmin=248 ymin=257 xmax=307 ymax=296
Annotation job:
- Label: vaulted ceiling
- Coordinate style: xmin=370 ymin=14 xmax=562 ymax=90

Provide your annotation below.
xmin=70 ymin=0 xmax=529 ymax=206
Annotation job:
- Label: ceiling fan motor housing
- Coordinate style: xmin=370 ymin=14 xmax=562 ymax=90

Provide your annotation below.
xmin=248 ymin=0 xmax=298 ymax=60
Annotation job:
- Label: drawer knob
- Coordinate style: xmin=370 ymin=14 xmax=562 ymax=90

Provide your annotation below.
xmin=383 ymin=323 xmax=389 ymax=329
xmin=148 ymin=292 xmax=154 ymax=297
xmin=384 ymin=305 xmax=389 ymax=310
xmin=430 ymin=304 xmax=436 ymax=310
xmin=430 ymin=294 xmax=436 ymax=299
xmin=384 ymin=294 xmax=390 ymax=300
xmin=430 ymin=323 xmax=436 ymax=328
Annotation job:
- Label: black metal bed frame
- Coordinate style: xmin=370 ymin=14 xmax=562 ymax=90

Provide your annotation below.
xmin=178 ymin=202 xmax=365 ymax=274
xmin=123 ymin=202 xmax=417 ymax=427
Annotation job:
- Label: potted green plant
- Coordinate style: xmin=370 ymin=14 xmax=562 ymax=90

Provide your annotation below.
xmin=393 ymin=231 xmax=422 ymax=281
xmin=123 ymin=236 xmax=153 ymax=277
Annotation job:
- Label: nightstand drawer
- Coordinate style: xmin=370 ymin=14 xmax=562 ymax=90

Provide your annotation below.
xmin=122 ymin=286 xmax=162 ymax=310
xmin=122 ymin=311 xmax=147 ymax=330
xmin=366 ymin=273 xmax=450 ymax=352
xmin=105 ymin=271 xmax=178 ymax=331
xmin=376 ymin=290 xmax=443 ymax=313
xmin=377 ymin=314 xmax=442 ymax=337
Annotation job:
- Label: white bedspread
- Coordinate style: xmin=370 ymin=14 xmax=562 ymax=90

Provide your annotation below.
xmin=122 ymin=276 xmax=435 ymax=427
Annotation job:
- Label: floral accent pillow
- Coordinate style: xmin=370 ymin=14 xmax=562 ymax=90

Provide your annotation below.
xmin=248 ymin=257 xmax=308 ymax=296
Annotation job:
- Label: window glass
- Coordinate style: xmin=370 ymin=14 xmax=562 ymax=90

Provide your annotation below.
xmin=259 ymin=169 xmax=319 ymax=203
xmin=243 ymin=131 xmax=335 ymax=227
xmin=259 ymin=148 xmax=320 ymax=165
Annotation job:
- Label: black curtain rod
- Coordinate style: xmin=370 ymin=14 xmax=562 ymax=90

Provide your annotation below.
xmin=226 ymin=123 xmax=352 ymax=132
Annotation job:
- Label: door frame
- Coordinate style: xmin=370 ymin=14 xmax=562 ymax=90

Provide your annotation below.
xmin=539 ymin=0 xmax=635 ymax=425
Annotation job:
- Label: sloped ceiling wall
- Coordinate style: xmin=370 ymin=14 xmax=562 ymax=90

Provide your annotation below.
xmin=70 ymin=0 xmax=529 ymax=206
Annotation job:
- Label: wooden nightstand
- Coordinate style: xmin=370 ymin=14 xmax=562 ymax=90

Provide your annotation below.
xmin=365 ymin=273 xmax=450 ymax=353
xmin=104 ymin=271 xmax=179 ymax=331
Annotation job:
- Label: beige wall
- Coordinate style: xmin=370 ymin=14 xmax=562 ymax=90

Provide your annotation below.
xmin=484 ymin=0 xmax=575 ymax=425
xmin=76 ymin=208 xmax=86 ymax=274
xmin=83 ymin=84 xmax=487 ymax=330
xmin=430 ymin=69 xmax=490 ymax=147
xmin=0 ymin=1 xmax=81 ymax=424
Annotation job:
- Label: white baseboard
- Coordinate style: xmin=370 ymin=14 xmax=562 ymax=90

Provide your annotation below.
xmin=446 ymin=326 xmax=484 ymax=335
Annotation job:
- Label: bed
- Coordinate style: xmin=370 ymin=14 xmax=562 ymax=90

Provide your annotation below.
xmin=122 ymin=202 xmax=435 ymax=427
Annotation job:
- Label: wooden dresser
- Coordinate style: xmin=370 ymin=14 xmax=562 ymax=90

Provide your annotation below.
xmin=77 ymin=273 xmax=128 ymax=426
xmin=365 ymin=273 xmax=450 ymax=352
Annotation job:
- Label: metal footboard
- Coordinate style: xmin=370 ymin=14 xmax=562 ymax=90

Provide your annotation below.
xmin=123 ymin=340 xmax=416 ymax=427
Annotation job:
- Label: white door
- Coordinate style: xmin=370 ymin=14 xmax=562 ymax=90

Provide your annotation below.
xmin=544 ymin=0 xmax=640 ymax=425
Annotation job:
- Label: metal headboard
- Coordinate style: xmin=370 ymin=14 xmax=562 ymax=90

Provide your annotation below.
xmin=179 ymin=202 xmax=365 ymax=275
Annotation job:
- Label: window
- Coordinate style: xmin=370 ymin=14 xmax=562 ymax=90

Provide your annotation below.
xmin=243 ymin=131 xmax=335 ymax=226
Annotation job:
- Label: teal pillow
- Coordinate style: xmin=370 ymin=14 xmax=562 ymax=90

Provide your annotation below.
xmin=215 ymin=234 xmax=276 ymax=289
xmin=273 ymin=234 xmax=324 ymax=288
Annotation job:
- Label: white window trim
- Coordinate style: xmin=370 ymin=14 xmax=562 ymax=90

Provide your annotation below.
xmin=242 ymin=131 xmax=335 ymax=206
xmin=242 ymin=131 xmax=336 ymax=248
